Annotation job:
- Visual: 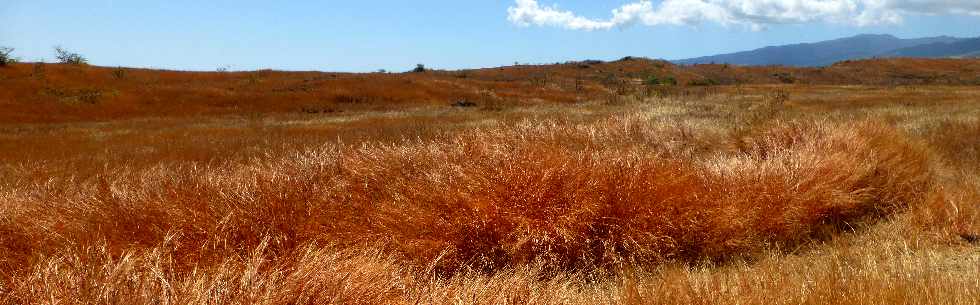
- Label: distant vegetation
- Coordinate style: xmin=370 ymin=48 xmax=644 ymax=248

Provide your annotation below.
xmin=645 ymin=75 xmax=677 ymax=86
xmin=0 ymin=47 xmax=15 ymax=66
xmin=54 ymin=46 xmax=87 ymax=65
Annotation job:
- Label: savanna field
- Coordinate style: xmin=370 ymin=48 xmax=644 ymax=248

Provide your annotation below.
xmin=0 ymin=58 xmax=978 ymax=304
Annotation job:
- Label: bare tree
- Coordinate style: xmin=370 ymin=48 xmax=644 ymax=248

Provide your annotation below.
xmin=0 ymin=47 xmax=15 ymax=66
xmin=54 ymin=46 xmax=87 ymax=65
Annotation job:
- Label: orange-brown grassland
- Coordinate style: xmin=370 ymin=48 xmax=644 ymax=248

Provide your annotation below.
xmin=0 ymin=58 xmax=978 ymax=304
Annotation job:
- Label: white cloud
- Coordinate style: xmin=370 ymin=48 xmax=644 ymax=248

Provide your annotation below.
xmin=507 ymin=0 xmax=980 ymax=30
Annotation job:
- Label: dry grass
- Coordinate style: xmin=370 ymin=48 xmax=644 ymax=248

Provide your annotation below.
xmin=0 ymin=61 xmax=979 ymax=304
xmin=3 ymin=58 xmax=980 ymax=124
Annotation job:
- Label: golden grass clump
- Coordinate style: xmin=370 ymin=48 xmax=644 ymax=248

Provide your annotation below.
xmin=0 ymin=117 xmax=933 ymax=280
xmin=342 ymin=119 xmax=933 ymax=271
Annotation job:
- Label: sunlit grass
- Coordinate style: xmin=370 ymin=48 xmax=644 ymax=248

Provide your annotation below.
xmin=1 ymin=61 xmax=979 ymax=304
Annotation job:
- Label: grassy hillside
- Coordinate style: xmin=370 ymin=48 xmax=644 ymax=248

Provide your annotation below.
xmin=2 ymin=58 xmax=980 ymax=124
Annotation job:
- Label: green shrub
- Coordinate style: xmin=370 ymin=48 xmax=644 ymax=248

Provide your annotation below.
xmin=646 ymin=75 xmax=661 ymax=85
xmin=689 ymin=78 xmax=720 ymax=86
xmin=646 ymin=75 xmax=677 ymax=86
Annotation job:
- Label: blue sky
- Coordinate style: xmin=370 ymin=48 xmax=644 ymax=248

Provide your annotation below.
xmin=2 ymin=1 xmax=979 ymax=72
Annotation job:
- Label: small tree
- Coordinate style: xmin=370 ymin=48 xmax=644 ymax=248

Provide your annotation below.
xmin=412 ymin=64 xmax=426 ymax=73
xmin=54 ymin=46 xmax=87 ymax=65
xmin=0 ymin=47 xmax=15 ymax=66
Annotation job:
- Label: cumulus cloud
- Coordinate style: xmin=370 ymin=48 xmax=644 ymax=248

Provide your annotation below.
xmin=507 ymin=0 xmax=980 ymax=30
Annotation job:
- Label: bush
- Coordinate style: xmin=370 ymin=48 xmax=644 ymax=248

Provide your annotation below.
xmin=0 ymin=47 xmax=16 ymax=66
xmin=772 ymin=72 xmax=797 ymax=84
xmin=412 ymin=64 xmax=426 ymax=73
xmin=646 ymin=75 xmax=677 ymax=86
xmin=451 ymin=100 xmax=477 ymax=107
xmin=689 ymin=78 xmax=720 ymax=86
xmin=111 ymin=67 xmax=127 ymax=79
xmin=646 ymin=76 xmax=661 ymax=86
xmin=54 ymin=46 xmax=87 ymax=65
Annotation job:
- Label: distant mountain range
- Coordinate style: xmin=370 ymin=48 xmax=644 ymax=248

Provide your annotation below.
xmin=673 ymin=34 xmax=980 ymax=67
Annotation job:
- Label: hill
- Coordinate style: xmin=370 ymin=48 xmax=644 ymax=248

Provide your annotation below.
xmin=884 ymin=37 xmax=980 ymax=58
xmin=674 ymin=34 xmax=975 ymax=66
